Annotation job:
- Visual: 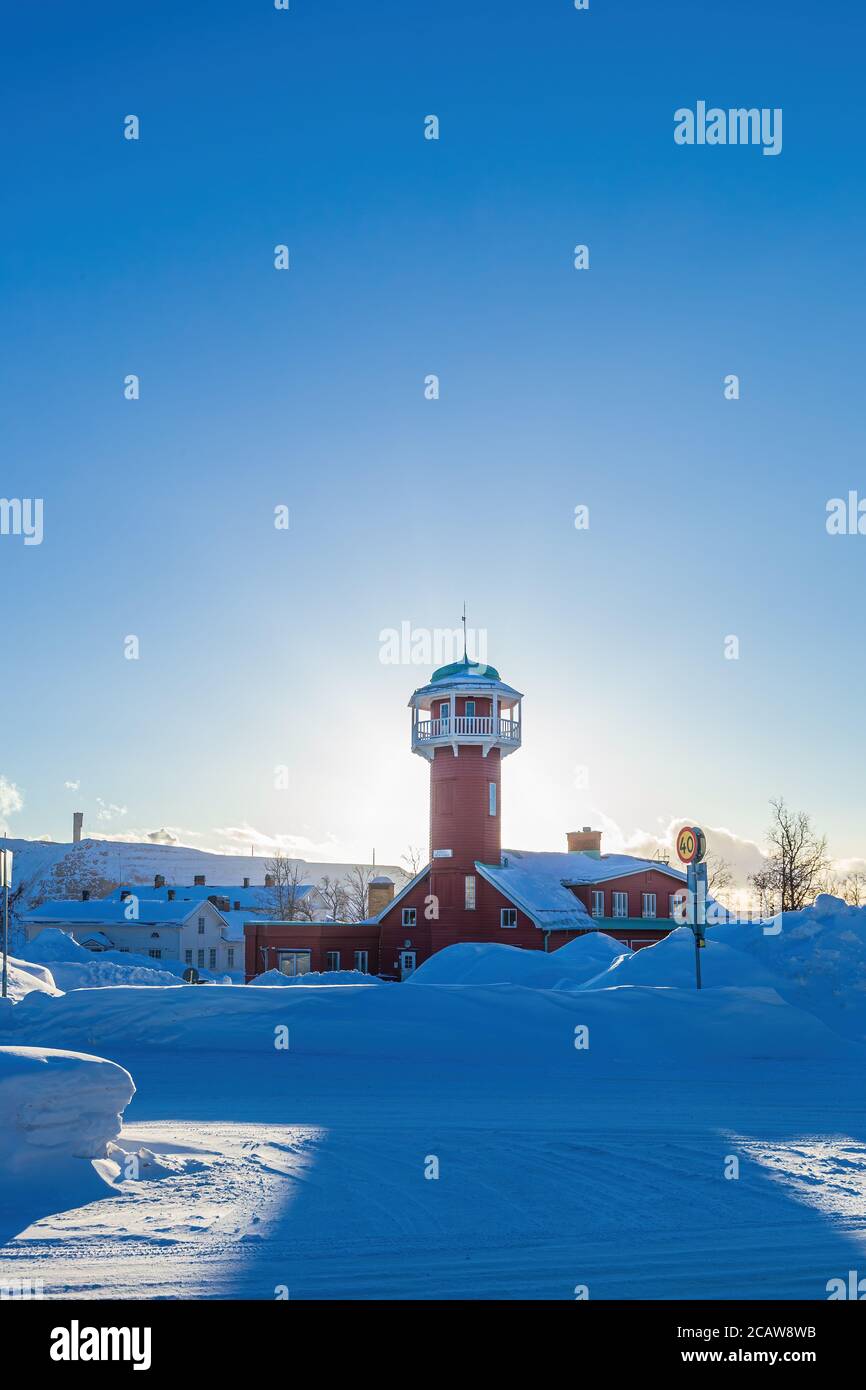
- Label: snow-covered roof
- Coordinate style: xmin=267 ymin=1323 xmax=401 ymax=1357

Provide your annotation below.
xmin=476 ymin=850 xmax=687 ymax=931
xmin=102 ymin=883 xmax=306 ymax=909
xmin=497 ymin=850 xmax=687 ymax=887
xmin=21 ymin=899 xmax=224 ymax=927
xmin=475 ymin=860 xmax=592 ymax=930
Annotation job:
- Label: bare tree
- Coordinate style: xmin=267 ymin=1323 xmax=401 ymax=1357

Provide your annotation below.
xmin=748 ymin=799 xmax=829 ymax=914
xmin=401 ymin=845 xmax=423 ymax=877
xmin=344 ymin=865 xmax=372 ymax=922
xmin=706 ymin=854 xmax=733 ymax=897
xmin=264 ymin=852 xmax=315 ymax=921
xmin=317 ymin=875 xmax=350 ymax=921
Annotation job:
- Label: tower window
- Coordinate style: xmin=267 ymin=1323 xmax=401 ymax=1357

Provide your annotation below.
xmin=489 ymin=782 xmax=496 ymax=817
xmin=438 ymin=701 xmax=450 ymax=722
xmin=402 ymin=907 xmax=417 ymax=927
xmin=465 ymin=875 xmax=476 ymax=910
xmin=465 ymin=700 xmax=475 ymax=718
xmin=501 ymin=908 xmax=517 ymax=928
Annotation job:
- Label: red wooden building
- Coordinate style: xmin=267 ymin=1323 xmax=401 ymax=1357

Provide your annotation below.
xmin=245 ymin=657 xmax=687 ymax=981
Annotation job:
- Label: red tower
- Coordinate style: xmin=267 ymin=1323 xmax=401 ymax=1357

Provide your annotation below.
xmin=410 ymin=657 xmax=523 ymax=934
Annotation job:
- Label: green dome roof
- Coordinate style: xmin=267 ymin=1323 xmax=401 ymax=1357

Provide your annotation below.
xmin=430 ymin=658 xmax=501 ymax=684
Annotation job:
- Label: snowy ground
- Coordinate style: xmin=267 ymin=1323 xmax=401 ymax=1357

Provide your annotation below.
xmin=2 ymin=1054 xmax=865 ymax=1300
xmin=2 ymin=905 xmax=866 ymax=1301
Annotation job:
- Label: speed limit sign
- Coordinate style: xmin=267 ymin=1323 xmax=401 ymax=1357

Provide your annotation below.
xmin=676 ymin=825 xmax=706 ymax=864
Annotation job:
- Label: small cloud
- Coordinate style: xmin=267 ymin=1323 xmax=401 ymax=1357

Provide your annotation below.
xmin=64 ymin=780 xmax=80 ymax=791
xmin=0 ymin=775 xmax=23 ymax=824
xmin=147 ymin=827 xmax=179 ymax=845
xmin=95 ymin=798 xmax=128 ymax=823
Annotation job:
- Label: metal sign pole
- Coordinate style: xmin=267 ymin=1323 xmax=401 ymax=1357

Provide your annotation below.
xmin=1 ymin=850 xmax=9 ymax=1001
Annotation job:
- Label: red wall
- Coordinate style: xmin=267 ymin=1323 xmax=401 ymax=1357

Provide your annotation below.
xmin=244 ymin=922 xmax=380 ymax=981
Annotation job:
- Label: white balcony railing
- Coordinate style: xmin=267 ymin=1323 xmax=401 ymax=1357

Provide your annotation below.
xmin=414 ymin=716 xmax=521 ymax=742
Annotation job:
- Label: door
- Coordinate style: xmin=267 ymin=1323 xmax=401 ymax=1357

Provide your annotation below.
xmin=399 ymin=950 xmax=416 ymax=980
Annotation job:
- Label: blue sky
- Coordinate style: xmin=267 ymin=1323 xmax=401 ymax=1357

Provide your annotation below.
xmin=1 ymin=0 xmax=864 ymax=872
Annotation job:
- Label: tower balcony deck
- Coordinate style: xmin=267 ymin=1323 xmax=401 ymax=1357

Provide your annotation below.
xmin=412 ymin=714 xmax=521 ymax=755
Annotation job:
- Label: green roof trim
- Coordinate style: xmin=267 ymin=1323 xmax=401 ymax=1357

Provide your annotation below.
xmin=430 ymin=658 xmax=501 ymax=684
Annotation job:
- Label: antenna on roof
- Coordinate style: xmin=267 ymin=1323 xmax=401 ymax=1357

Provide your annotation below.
xmin=461 ymin=601 xmax=467 ymax=662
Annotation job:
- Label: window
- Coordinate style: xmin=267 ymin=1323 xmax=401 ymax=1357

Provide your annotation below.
xmin=439 ymin=701 xmax=450 ymax=722
xmin=184 ymin=950 xmax=193 ymax=964
xmin=355 ymin=949 xmax=368 ymax=973
xmin=227 ymin=947 xmax=235 ymax=969
xmin=326 ymin=950 xmax=341 ymax=971
xmin=148 ymin=949 xmax=162 ymax=959
xmin=489 ymin=781 xmax=496 ymax=817
xmin=465 ymin=875 xmax=476 ymax=910
xmin=465 ymin=700 xmax=475 ymax=718
xmin=501 ymin=908 xmax=517 ymax=928
xmin=669 ymin=892 xmax=687 ymax=922
xmin=209 ymin=948 xmax=216 ymax=969
xmin=197 ymin=949 xmax=205 ymax=967
xmin=591 ymin=890 xmax=604 ymax=918
xmin=402 ymin=907 xmax=417 ymax=927
xmin=277 ymin=949 xmax=311 ymax=977
xmin=197 ymin=917 xmax=205 ymax=934
xmin=642 ymin=893 xmax=657 ymax=919
xmin=612 ymin=892 xmax=628 ymax=918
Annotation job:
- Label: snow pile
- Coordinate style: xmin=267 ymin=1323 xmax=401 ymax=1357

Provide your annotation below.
xmin=575 ymin=927 xmax=778 ymax=992
xmin=20 ymin=929 xmax=187 ymax=990
xmin=409 ymin=934 xmax=630 ymax=988
xmin=0 ymin=1044 xmax=135 ymax=1241
xmin=1 ymin=955 xmax=62 ymax=1002
xmin=2 ymin=975 xmax=853 ymax=1071
xmin=249 ymin=968 xmax=383 ymax=987
xmin=711 ymin=895 xmax=866 ymax=1040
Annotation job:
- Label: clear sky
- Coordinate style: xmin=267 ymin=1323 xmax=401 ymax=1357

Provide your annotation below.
xmin=1 ymin=1 xmax=864 ymax=874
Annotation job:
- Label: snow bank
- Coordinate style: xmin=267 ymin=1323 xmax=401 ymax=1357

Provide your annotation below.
xmin=1 ymin=976 xmax=853 ymax=1072
xmin=0 ymin=1045 xmax=135 ymax=1241
xmin=710 ymin=895 xmax=866 ymax=1040
xmin=575 ymin=927 xmax=778 ymax=992
xmin=249 ymin=968 xmax=383 ymax=987
xmin=20 ymin=928 xmax=186 ymax=990
xmin=409 ymin=935 xmax=630 ymax=988
xmin=1 ymin=955 xmax=62 ymax=1002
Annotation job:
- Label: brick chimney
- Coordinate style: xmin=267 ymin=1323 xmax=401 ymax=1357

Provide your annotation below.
xmin=154 ymin=873 xmax=165 ymax=889
xmin=73 ymin=811 xmax=83 ymax=844
xmin=264 ymin=873 xmax=275 ymax=889
xmin=167 ymin=888 xmax=176 ymax=902
xmin=193 ymin=874 xmax=205 ymax=887
xmin=567 ymin=827 xmax=602 ymax=858
xmin=243 ymin=877 xmax=250 ymax=889
xmin=368 ymin=876 xmax=395 ymax=917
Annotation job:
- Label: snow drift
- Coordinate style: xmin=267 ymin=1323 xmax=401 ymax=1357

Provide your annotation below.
xmin=1 ymin=955 xmax=62 ymax=1002
xmin=1 ymin=975 xmax=854 ymax=1073
xmin=575 ymin=927 xmax=779 ymax=992
xmin=249 ymin=968 xmax=384 ymax=987
xmin=20 ymin=928 xmax=191 ymax=991
xmin=409 ymin=934 xmax=629 ymax=988
xmin=0 ymin=1045 xmax=135 ymax=1241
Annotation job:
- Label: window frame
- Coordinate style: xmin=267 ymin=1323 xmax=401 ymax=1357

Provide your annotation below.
xmin=591 ymin=890 xmax=604 ymax=918
xmin=465 ymin=875 xmax=476 ymax=910
xmin=642 ymin=892 xmax=657 ymax=919
xmin=612 ymin=891 xmax=628 ymax=919
xmin=501 ymin=907 xmax=518 ymax=929
xmin=402 ymin=907 xmax=417 ymax=927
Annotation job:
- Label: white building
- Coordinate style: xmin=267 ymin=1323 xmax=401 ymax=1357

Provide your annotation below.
xmin=21 ymin=895 xmax=240 ymax=974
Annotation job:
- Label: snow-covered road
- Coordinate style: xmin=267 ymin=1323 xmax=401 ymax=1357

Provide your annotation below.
xmin=3 ymin=1054 xmax=865 ymax=1300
